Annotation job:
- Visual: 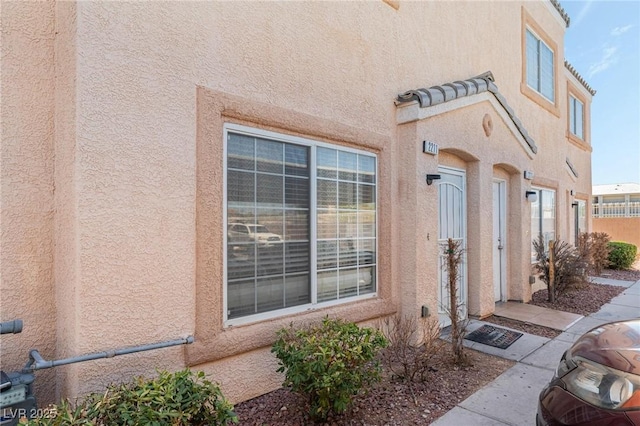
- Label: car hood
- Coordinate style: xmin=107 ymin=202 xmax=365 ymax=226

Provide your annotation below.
xmin=256 ymin=233 xmax=280 ymax=239
xmin=568 ymin=319 xmax=640 ymax=375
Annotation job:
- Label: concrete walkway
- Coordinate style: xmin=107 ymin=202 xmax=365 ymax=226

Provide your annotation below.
xmin=494 ymin=301 xmax=583 ymax=331
xmin=433 ymin=277 xmax=640 ymax=426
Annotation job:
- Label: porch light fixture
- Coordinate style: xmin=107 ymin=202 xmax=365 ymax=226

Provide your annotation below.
xmin=426 ymin=174 xmax=441 ymax=185
xmin=525 ymin=190 xmax=538 ymax=202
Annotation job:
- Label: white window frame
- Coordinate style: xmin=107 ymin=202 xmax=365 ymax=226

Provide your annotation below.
xmin=526 ymin=28 xmax=555 ymax=102
xmin=223 ymin=123 xmax=378 ymax=326
xmin=575 ymin=199 xmax=586 ymax=246
xmin=569 ymin=95 xmax=584 ymax=139
xmin=531 ymin=187 xmax=556 ymax=262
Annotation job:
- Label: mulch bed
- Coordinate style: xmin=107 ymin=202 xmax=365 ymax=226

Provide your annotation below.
xmin=234 ymin=266 xmax=638 ymax=425
xmin=485 ymin=271 xmax=632 ymax=338
xmin=234 ymin=345 xmax=514 ymax=425
xmin=482 ymin=315 xmax=561 ymax=340
xmin=596 ymin=267 xmax=640 ymax=282
xmin=529 ymin=282 xmax=627 ymax=317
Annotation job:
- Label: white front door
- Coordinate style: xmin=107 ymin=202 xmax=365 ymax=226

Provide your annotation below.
xmin=493 ymin=180 xmax=506 ymax=302
xmin=437 ymin=167 xmax=467 ymax=326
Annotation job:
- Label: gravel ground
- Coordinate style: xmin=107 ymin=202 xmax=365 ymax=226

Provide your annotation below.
xmin=234 ymin=266 xmax=638 ymax=425
xmin=485 ymin=267 xmax=636 ymax=337
xmin=595 ymin=267 xmax=640 ymax=282
xmin=528 ymin=281 xmax=628 ymax=316
xmin=482 ymin=315 xmax=561 ymax=339
xmin=234 ymin=345 xmax=514 ymax=425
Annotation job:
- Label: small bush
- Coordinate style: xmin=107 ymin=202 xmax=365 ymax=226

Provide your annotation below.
xmin=579 ymin=232 xmax=611 ymax=275
xmin=272 ymin=317 xmax=387 ymax=421
xmin=379 ymin=314 xmax=443 ymax=382
xmin=608 ymin=241 xmax=638 ymax=270
xmin=20 ymin=369 xmax=237 ymax=426
xmin=533 ymin=236 xmax=588 ymax=301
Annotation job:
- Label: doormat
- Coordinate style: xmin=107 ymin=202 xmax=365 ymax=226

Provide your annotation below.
xmin=464 ymin=325 xmax=523 ymax=349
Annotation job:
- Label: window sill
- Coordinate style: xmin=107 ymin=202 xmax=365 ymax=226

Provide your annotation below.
xmin=566 ymin=131 xmax=592 ymax=152
xmin=185 ymin=297 xmax=396 ymax=367
xmin=520 ymin=83 xmax=560 ymax=118
xmin=382 ymin=0 xmax=399 ymax=10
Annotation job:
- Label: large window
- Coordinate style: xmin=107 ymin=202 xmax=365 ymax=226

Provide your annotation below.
xmin=225 ymin=125 xmax=377 ymax=322
xmin=531 ymin=188 xmax=555 ymax=261
xmin=526 ymin=29 xmax=555 ymax=102
xmin=569 ymin=95 xmax=584 ymax=139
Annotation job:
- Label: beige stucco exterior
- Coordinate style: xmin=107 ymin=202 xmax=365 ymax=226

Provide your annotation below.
xmin=593 ymin=218 xmax=640 ymax=249
xmin=1 ymin=0 xmax=593 ymax=406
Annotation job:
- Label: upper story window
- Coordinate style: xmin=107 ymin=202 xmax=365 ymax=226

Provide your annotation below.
xmin=569 ymin=94 xmax=584 ymax=140
xmin=526 ymin=29 xmax=555 ymax=102
xmin=224 ymin=124 xmax=377 ymax=324
xmin=521 ymin=8 xmax=559 ymax=116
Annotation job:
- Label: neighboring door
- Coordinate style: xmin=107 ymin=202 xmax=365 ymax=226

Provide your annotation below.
xmin=493 ymin=180 xmax=506 ymax=302
xmin=437 ymin=167 xmax=467 ymax=326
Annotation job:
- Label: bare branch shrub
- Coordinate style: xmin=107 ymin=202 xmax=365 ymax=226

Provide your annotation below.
xmin=379 ymin=314 xmax=443 ymax=382
xmin=588 ymin=232 xmax=611 ymax=275
xmin=577 ymin=232 xmax=611 ymax=276
xmin=444 ymin=238 xmax=468 ymax=365
xmin=533 ymin=236 xmax=588 ymax=301
xmin=576 ymin=232 xmax=591 ymax=278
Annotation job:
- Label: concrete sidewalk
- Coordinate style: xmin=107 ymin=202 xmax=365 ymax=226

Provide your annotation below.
xmin=433 ymin=277 xmax=640 ymax=426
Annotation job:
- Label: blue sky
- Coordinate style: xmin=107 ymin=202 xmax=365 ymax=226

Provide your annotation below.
xmin=560 ymin=0 xmax=640 ymax=186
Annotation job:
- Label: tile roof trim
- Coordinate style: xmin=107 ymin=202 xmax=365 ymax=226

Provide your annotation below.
xmin=565 ymin=60 xmax=596 ymax=95
xmin=396 ymin=71 xmax=538 ymax=154
xmin=565 ymin=157 xmax=579 ymax=178
xmin=548 ymin=0 xmax=570 ymax=28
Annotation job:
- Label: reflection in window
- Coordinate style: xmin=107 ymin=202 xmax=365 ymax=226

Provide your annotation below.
xmin=526 ymin=29 xmax=555 ymax=102
xmin=226 ymin=130 xmax=377 ymax=320
xmin=317 ymin=148 xmax=376 ymax=303
xmin=530 ymin=188 xmax=555 ymax=262
xmin=227 ymin=134 xmax=310 ymax=319
xmin=569 ymin=95 xmax=584 ymax=139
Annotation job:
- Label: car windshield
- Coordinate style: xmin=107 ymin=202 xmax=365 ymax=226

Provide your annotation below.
xmin=249 ymin=225 xmax=270 ymax=233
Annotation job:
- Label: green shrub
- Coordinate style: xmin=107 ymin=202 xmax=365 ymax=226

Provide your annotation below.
xmin=608 ymin=241 xmax=638 ymax=270
xmin=20 ymin=369 xmax=237 ymax=426
xmin=272 ymin=317 xmax=387 ymax=421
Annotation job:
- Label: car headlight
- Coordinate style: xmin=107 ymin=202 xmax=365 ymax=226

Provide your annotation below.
xmin=555 ymin=351 xmax=577 ymax=379
xmin=563 ymin=358 xmax=640 ymax=410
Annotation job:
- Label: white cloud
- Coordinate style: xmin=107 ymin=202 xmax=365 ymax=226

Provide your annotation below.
xmin=573 ymin=0 xmax=595 ymax=27
xmin=588 ymin=45 xmax=619 ymax=78
xmin=611 ymin=25 xmax=633 ymax=36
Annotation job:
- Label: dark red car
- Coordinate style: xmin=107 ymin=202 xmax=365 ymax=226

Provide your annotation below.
xmin=537 ymin=319 xmax=640 ymax=425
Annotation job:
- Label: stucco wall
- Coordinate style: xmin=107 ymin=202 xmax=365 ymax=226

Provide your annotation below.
xmin=408 ymin=98 xmax=535 ymax=315
xmin=1 ymin=0 xmax=592 ymax=405
xmin=593 ymin=218 xmax=640 ymax=249
xmin=53 ymin=0 xmax=80 ymax=400
xmin=1 ymin=0 xmax=57 ymax=402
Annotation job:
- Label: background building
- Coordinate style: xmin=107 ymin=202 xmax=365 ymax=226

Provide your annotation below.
xmin=592 ymin=183 xmax=640 ymax=248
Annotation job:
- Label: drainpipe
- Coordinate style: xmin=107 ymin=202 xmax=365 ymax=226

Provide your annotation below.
xmin=24 ymin=336 xmax=194 ymax=372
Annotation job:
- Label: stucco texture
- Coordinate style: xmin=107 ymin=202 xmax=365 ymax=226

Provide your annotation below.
xmin=1 ymin=0 xmax=593 ymax=405
xmin=593 ymin=218 xmax=640 ymax=249
xmin=1 ymin=0 xmax=57 ymax=402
